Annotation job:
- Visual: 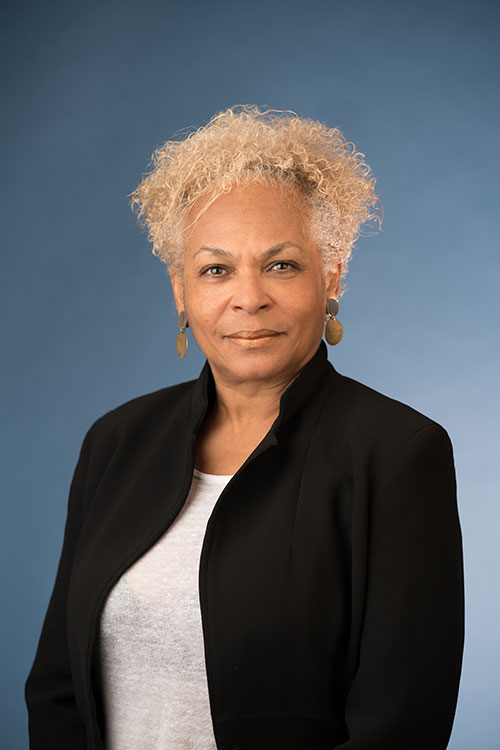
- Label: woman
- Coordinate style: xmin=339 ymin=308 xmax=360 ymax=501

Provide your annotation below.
xmin=25 ymin=105 xmax=464 ymax=750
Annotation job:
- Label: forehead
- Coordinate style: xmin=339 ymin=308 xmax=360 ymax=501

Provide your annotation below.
xmin=185 ymin=181 xmax=311 ymax=245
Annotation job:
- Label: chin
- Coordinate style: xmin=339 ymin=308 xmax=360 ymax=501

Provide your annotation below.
xmin=221 ymin=349 xmax=298 ymax=383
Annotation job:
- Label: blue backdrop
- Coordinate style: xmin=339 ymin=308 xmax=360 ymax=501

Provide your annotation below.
xmin=2 ymin=1 xmax=498 ymax=747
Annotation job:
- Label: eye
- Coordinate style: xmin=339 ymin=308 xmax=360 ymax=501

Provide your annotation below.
xmin=200 ymin=264 xmax=227 ymax=277
xmin=268 ymin=260 xmax=299 ymax=272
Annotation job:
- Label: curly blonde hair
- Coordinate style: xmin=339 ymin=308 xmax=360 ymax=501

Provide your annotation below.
xmin=128 ymin=104 xmax=382 ymax=296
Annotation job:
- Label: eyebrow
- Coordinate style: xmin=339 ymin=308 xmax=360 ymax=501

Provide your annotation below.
xmin=193 ymin=241 xmax=304 ymax=261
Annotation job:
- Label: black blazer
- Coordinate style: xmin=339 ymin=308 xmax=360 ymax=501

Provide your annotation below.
xmin=25 ymin=341 xmax=464 ymax=750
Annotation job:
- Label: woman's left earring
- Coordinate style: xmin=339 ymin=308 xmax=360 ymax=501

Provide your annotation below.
xmin=325 ymin=298 xmax=343 ymax=345
xmin=176 ymin=310 xmax=189 ymax=358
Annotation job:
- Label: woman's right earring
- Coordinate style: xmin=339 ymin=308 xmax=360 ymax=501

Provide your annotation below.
xmin=325 ymin=298 xmax=343 ymax=345
xmin=176 ymin=310 xmax=189 ymax=358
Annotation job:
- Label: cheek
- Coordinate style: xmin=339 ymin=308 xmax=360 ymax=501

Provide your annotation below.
xmin=286 ymin=278 xmax=325 ymax=315
xmin=185 ymin=293 xmax=225 ymax=335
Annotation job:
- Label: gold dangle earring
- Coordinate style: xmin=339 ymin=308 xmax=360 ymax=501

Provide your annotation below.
xmin=176 ymin=310 xmax=189 ymax=358
xmin=325 ymin=298 xmax=343 ymax=345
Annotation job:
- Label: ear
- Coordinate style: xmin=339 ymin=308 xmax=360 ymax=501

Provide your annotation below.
xmin=168 ymin=269 xmax=185 ymax=314
xmin=325 ymin=262 xmax=342 ymax=301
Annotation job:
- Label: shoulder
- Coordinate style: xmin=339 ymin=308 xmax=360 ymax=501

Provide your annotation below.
xmin=82 ymin=377 xmax=198 ymax=456
xmin=320 ymin=368 xmax=453 ymax=471
xmin=336 ymin=372 xmax=445 ymax=430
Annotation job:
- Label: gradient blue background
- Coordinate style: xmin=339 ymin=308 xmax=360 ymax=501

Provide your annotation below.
xmin=2 ymin=1 xmax=498 ymax=747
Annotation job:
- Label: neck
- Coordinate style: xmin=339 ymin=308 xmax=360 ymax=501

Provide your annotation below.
xmin=211 ymin=371 xmax=299 ymax=432
xmin=195 ymin=341 xmax=329 ymax=439
xmin=192 ymin=341 xmax=333 ymax=475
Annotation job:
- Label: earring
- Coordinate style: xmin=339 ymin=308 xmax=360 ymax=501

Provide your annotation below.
xmin=176 ymin=310 xmax=189 ymax=358
xmin=325 ymin=298 xmax=343 ymax=345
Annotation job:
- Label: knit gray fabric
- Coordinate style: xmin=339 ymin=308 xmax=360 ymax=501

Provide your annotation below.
xmin=98 ymin=469 xmax=233 ymax=749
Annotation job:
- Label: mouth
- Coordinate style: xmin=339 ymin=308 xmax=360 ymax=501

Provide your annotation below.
xmin=225 ymin=329 xmax=282 ymax=340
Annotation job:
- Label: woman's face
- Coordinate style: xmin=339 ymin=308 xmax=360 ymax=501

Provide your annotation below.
xmin=170 ymin=181 xmax=340 ymax=389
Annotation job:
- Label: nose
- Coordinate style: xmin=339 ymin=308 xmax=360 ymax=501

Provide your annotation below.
xmin=231 ymin=270 xmax=271 ymax=315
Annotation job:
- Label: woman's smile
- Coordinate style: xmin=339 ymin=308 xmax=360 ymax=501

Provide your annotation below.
xmin=224 ymin=329 xmax=284 ymax=347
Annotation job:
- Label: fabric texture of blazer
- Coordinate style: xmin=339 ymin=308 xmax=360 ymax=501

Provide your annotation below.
xmin=25 ymin=340 xmax=465 ymax=750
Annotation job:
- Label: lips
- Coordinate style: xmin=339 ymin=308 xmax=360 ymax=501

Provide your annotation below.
xmin=225 ymin=329 xmax=281 ymax=339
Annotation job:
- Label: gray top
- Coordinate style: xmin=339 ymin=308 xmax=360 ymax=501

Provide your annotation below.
xmin=98 ymin=468 xmax=233 ymax=749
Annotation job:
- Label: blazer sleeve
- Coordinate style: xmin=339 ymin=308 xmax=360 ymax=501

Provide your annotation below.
xmin=336 ymin=423 xmax=465 ymax=750
xmin=25 ymin=426 xmax=94 ymax=749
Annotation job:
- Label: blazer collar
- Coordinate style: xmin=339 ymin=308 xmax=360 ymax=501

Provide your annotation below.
xmin=188 ymin=339 xmax=340 ymax=441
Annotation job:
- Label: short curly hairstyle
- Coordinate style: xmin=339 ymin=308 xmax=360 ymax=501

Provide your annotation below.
xmin=128 ymin=104 xmax=382 ymax=296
